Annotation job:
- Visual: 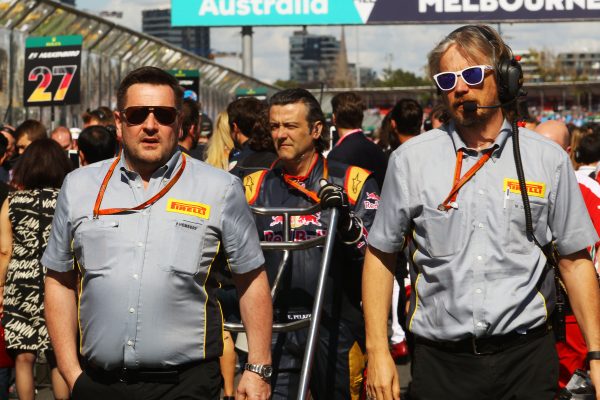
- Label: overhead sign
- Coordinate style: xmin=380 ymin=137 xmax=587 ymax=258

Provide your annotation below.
xmin=24 ymin=35 xmax=82 ymax=106
xmin=168 ymin=69 xmax=201 ymax=102
xmin=235 ymin=87 xmax=268 ymax=100
xmin=171 ymin=0 xmax=600 ymax=26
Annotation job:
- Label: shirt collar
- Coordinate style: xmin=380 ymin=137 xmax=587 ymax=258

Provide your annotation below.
xmin=335 ymin=129 xmax=362 ymax=147
xmin=118 ymin=149 xmax=183 ymax=181
xmin=448 ymin=119 xmax=512 ymax=160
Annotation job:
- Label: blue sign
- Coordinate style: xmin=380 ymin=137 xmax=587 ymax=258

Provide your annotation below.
xmin=171 ymin=0 xmax=600 ymax=26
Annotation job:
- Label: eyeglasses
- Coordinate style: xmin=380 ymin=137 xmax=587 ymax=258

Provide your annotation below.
xmin=433 ymin=65 xmax=494 ymax=91
xmin=120 ymin=106 xmax=178 ymax=126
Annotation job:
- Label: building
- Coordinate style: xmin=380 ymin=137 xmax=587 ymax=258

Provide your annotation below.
xmin=514 ymin=49 xmax=543 ymax=83
xmin=290 ymin=29 xmax=345 ymax=87
xmin=557 ymin=51 xmax=600 ymax=81
xmin=142 ymin=8 xmax=210 ymax=58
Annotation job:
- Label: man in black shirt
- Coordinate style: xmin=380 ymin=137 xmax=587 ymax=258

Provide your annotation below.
xmin=327 ymin=92 xmax=387 ymax=190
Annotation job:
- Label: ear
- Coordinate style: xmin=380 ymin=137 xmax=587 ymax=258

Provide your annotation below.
xmin=113 ymin=111 xmax=124 ymax=141
xmin=390 ymin=119 xmax=397 ymax=132
xmin=79 ymin=152 xmax=86 ymax=166
xmin=310 ymin=121 xmax=323 ymax=140
xmin=332 ymin=114 xmax=337 ymax=126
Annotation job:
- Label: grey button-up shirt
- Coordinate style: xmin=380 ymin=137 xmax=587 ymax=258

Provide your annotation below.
xmin=42 ymin=151 xmax=264 ymax=369
xmin=368 ymin=120 xmax=598 ymax=341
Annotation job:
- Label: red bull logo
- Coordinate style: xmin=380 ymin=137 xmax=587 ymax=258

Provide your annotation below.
xmin=292 ymin=213 xmax=322 ymax=228
xmin=270 ymin=216 xmax=284 ymax=227
xmin=366 ymin=192 xmax=380 ymax=202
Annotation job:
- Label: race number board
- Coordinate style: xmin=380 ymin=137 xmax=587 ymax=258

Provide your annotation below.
xmin=24 ymin=35 xmax=82 ymax=107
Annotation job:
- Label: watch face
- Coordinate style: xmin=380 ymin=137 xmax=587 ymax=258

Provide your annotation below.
xmin=261 ymin=365 xmax=273 ymax=378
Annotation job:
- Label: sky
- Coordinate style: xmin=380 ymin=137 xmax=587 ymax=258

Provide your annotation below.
xmin=76 ymin=0 xmax=600 ymax=85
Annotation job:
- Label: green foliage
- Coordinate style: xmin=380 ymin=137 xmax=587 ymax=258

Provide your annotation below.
xmin=373 ymin=68 xmax=430 ymax=87
xmin=273 ymin=79 xmax=301 ymax=89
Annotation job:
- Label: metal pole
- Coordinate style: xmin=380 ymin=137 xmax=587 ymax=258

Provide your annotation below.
xmin=297 ymin=208 xmax=339 ymax=400
xmin=241 ymin=26 xmax=253 ymax=77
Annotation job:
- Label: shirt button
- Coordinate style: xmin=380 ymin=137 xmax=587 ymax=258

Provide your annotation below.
xmin=127 ymin=340 xmax=133 ymax=346
xmin=133 ymin=274 xmax=139 ymax=279
xmin=478 ymin=223 xmax=484 ymax=229
xmin=478 ymin=189 xmax=484 ymax=195
xmin=129 ymin=307 xmax=135 ymax=313
xmin=137 ymin=242 xmax=143 ymax=247
xmin=136 ymin=183 xmax=142 ymax=188
xmin=477 ymin=255 xmax=483 ymax=261
xmin=477 ymin=322 xmax=485 ymax=328
xmin=475 ymin=288 xmax=482 ymax=294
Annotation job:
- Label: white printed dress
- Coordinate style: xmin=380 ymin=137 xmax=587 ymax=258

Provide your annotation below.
xmin=2 ymin=188 xmax=58 ymax=352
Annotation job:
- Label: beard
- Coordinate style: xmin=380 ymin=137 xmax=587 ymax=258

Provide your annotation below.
xmin=448 ymin=100 xmax=498 ymax=130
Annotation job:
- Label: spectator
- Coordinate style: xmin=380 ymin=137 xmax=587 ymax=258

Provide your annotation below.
xmin=81 ymin=107 xmax=113 ymax=128
xmin=15 ymin=120 xmax=46 ymax=155
xmin=378 ymin=99 xmax=423 ymax=156
xmin=0 ymin=139 xmax=71 ymax=400
xmin=77 ymin=125 xmax=117 ymax=166
xmin=178 ymin=99 xmax=202 ymax=160
xmin=50 ymin=126 xmax=74 ymax=151
xmin=205 ymin=112 xmax=234 ymax=171
xmin=328 ymin=91 xmax=388 ymax=190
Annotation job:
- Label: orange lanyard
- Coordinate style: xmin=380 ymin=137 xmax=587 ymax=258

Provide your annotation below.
xmin=282 ymin=154 xmax=329 ymax=204
xmin=438 ymin=148 xmax=493 ymax=211
xmin=93 ymin=153 xmax=187 ymax=218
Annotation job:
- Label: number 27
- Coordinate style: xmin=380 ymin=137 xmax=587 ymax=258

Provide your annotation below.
xmin=27 ymin=65 xmax=77 ymax=103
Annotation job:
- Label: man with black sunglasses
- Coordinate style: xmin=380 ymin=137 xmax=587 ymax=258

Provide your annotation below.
xmin=42 ymin=66 xmax=273 ymax=400
xmin=363 ymin=25 xmax=600 ymax=400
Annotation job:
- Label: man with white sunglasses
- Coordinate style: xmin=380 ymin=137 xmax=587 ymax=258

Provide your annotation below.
xmin=362 ymin=25 xmax=600 ymax=400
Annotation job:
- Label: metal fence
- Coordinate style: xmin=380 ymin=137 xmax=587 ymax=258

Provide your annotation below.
xmin=0 ymin=0 xmax=279 ymax=128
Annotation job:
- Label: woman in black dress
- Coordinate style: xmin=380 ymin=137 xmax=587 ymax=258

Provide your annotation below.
xmin=0 ymin=139 xmax=71 ymax=400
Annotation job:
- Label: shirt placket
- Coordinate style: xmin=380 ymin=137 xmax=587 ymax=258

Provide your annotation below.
xmin=123 ymin=173 xmax=157 ymax=368
xmin=465 ymin=150 xmax=490 ymax=337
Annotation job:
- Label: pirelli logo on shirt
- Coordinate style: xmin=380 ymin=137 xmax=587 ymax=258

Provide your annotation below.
xmin=166 ymin=198 xmax=210 ymax=219
xmin=503 ymin=178 xmax=546 ymax=198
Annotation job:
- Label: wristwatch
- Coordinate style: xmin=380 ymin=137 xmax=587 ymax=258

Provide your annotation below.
xmin=587 ymin=351 xmax=600 ymax=362
xmin=244 ymin=363 xmax=273 ymax=381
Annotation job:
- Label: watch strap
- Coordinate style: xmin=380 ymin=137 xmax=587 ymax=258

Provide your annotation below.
xmin=587 ymin=351 xmax=600 ymax=361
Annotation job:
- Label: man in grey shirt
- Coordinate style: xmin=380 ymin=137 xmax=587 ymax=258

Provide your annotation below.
xmin=363 ymin=25 xmax=600 ymax=400
xmin=42 ymin=67 xmax=272 ymax=400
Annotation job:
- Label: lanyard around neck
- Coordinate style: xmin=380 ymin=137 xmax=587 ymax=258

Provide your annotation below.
xmin=282 ymin=154 xmax=329 ymax=204
xmin=93 ymin=153 xmax=187 ymax=218
xmin=438 ymin=148 xmax=493 ymax=211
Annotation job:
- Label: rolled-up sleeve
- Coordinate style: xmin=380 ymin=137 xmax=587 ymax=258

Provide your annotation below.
xmin=41 ymin=174 xmax=75 ymax=272
xmin=550 ymin=152 xmax=599 ymax=255
xmin=368 ymin=151 xmax=412 ymax=253
xmin=221 ymin=179 xmax=265 ymax=274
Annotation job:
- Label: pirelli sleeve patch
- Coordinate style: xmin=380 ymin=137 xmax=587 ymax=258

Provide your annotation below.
xmin=503 ymin=178 xmax=546 ymax=198
xmin=344 ymin=166 xmax=372 ymax=205
xmin=243 ymin=170 xmax=268 ymax=205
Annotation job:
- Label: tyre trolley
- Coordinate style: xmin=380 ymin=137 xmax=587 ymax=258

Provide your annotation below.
xmin=224 ymin=203 xmax=339 ymax=400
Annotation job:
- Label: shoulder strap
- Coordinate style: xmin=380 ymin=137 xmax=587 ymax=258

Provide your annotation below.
xmin=243 ymin=170 xmax=268 ymax=205
xmin=344 ymin=166 xmax=372 ymax=205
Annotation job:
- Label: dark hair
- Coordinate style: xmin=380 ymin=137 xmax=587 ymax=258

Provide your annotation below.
xmin=181 ymin=99 xmax=200 ymax=141
xmin=390 ymin=99 xmax=423 ymax=136
xmin=0 ymin=134 xmax=7 ymax=158
xmin=377 ymin=113 xmax=395 ymax=151
xmin=15 ymin=119 xmax=47 ymax=142
xmin=331 ymin=92 xmax=365 ymax=129
xmin=117 ymin=66 xmax=183 ymax=111
xmin=227 ymin=98 xmax=273 ymax=152
xmin=78 ymin=125 xmax=117 ymax=164
xmin=269 ymin=88 xmax=328 ymax=153
xmin=11 ymin=138 xmax=71 ymax=189
xmin=82 ymin=106 xmax=114 ymax=126
xmin=576 ymin=132 xmax=600 ymax=164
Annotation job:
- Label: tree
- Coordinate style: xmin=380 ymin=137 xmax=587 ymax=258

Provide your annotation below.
xmin=373 ymin=68 xmax=430 ymax=87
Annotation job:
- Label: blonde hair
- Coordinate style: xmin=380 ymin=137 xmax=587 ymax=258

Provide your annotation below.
xmin=570 ymin=126 xmax=587 ymax=170
xmin=204 ymin=111 xmax=234 ymax=171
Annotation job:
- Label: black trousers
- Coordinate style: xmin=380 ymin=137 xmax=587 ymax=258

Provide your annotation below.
xmin=72 ymin=359 xmax=222 ymax=400
xmin=408 ymin=331 xmax=558 ymax=400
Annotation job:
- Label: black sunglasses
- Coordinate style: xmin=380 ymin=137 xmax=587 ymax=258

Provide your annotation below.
xmin=120 ymin=106 xmax=178 ymax=126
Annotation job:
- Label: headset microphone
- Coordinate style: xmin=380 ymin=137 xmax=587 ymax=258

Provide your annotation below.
xmin=462 ymin=93 xmax=526 ymax=113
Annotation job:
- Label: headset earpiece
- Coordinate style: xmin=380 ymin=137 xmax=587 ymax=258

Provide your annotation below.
xmin=574 ymin=149 xmax=582 ymax=164
xmin=497 ymin=56 xmax=523 ymax=104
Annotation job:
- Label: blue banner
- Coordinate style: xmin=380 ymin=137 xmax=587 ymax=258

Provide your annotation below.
xmin=171 ymin=0 xmax=600 ymax=26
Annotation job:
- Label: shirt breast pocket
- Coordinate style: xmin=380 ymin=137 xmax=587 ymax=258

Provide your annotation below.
xmin=503 ymin=197 xmax=548 ymax=254
xmin=76 ymin=219 xmax=120 ymax=272
xmin=419 ymin=206 xmax=466 ymax=258
xmin=166 ymin=219 xmax=207 ymax=275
